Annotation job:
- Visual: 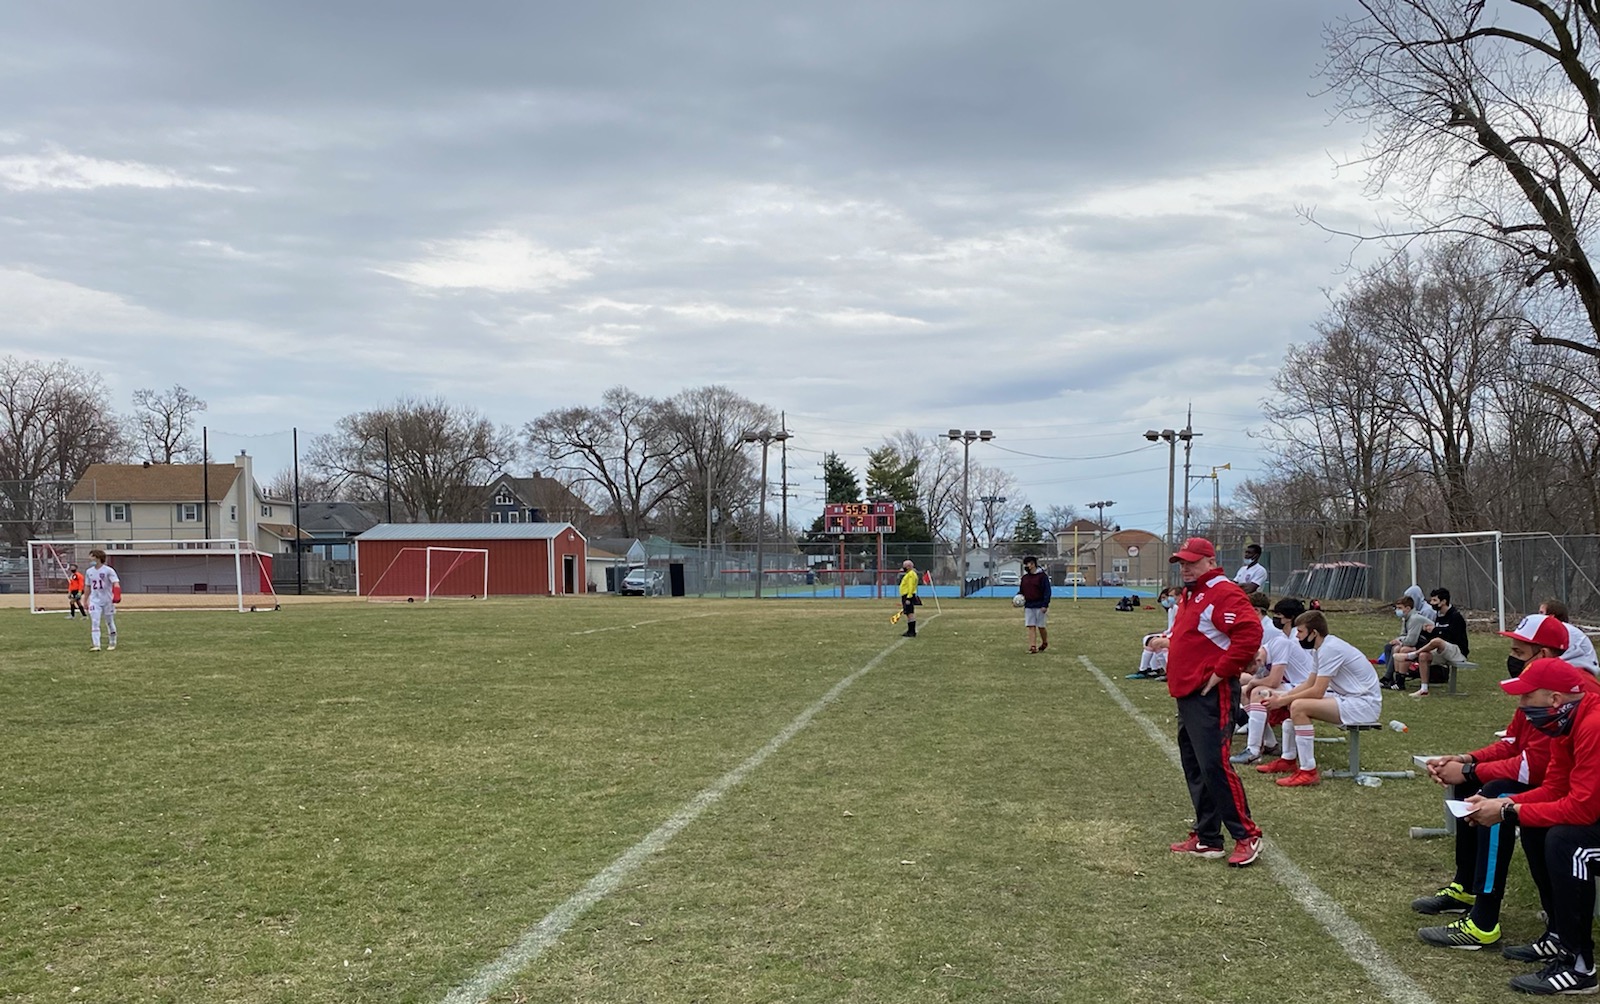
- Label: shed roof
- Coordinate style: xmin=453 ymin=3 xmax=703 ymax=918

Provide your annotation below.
xmin=356 ymin=522 xmax=581 ymax=542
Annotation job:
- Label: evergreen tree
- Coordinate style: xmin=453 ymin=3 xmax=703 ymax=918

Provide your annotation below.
xmin=865 ymin=445 xmax=932 ymax=544
xmin=799 ymin=452 xmax=864 ymax=551
xmin=1013 ymin=504 xmax=1044 ymax=544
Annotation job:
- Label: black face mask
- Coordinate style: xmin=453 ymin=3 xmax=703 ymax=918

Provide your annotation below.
xmin=1524 ymin=700 xmax=1580 ymax=737
xmin=1270 ymin=616 xmax=1285 ymax=631
xmin=1298 ymin=636 xmax=1317 ymax=650
xmin=1507 ymin=655 xmax=1526 ymax=677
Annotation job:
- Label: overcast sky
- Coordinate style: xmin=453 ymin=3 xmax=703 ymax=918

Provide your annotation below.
xmin=1 ymin=1 xmax=1380 ymax=535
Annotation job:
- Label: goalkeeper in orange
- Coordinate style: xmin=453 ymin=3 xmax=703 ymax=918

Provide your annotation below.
xmin=84 ymin=549 xmax=121 ymax=651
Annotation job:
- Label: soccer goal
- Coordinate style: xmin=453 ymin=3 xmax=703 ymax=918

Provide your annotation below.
xmin=363 ymin=546 xmax=489 ymax=601
xmin=28 ymin=538 xmax=280 ymax=614
xmin=1410 ymin=531 xmax=1506 ymax=632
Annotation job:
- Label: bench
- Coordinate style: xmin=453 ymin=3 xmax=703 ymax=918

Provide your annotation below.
xmin=1326 ymin=723 xmax=1417 ymax=783
xmin=1447 ymin=661 xmax=1479 ymax=697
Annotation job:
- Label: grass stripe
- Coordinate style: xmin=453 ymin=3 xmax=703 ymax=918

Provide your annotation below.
xmin=1079 ymin=655 xmax=1439 ymax=1004
xmin=439 ymin=629 xmax=919 ymax=1003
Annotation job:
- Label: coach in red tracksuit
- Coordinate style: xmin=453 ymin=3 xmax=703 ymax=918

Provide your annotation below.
xmin=1164 ymin=537 xmax=1266 ymax=868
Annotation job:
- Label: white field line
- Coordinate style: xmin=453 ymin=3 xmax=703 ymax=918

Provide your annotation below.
xmin=439 ymin=626 xmax=924 ymax=1004
xmin=1078 ymin=656 xmax=1438 ymax=1004
xmin=569 ymin=612 xmax=720 ymax=635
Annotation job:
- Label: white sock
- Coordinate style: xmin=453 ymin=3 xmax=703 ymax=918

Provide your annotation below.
xmin=1294 ymin=725 xmax=1317 ymax=770
xmin=1139 ymin=650 xmax=1155 ymax=672
xmin=1246 ymin=706 xmax=1267 ymax=752
xmin=1263 ymin=724 xmax=1278 ymax=749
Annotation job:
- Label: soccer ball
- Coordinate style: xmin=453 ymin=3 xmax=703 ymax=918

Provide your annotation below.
xmin=1011 ymin=594 xmax=1025 ymax=608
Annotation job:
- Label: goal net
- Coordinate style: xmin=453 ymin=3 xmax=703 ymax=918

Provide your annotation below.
xmin=28 ymin=538 xmax=279 ymax=613
xmin=1410 ymin=531 xmax=1506 ymax=633
xmin=363 ymin=546 xmax=489 ymax=601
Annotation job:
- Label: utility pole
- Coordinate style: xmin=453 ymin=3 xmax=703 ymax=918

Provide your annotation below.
xmin=779 ymin=411 xmax=789 ymax=542
xmin=946 ymin=429 xmax=994 ymax=597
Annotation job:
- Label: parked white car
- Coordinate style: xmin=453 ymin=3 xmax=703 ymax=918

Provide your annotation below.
xmin=620 ymin=568 xmax=665 ymax=596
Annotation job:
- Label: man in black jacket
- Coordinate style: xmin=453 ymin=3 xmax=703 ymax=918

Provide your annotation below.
xmin=1399 ymin=587 xmax=1472 ymax=697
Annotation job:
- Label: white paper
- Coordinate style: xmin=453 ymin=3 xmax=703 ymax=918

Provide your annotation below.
xmin=1413 ymin=755 xmax=1448 ymax=768
xmin=1446 ymin=799 xmax=1477 ymax=818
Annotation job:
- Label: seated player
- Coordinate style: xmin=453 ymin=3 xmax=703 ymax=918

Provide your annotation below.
xmin=1260 ymin=610 xmax=1383 ymax=787
xmin=1231 ymin=597 xmax=1308 ymax=765
xmin=1395 ymin=587 xmax=1471 ymax=697
xmin=1378 ymin=594 xmax=1431 ymax=690
xmin=1412 ymin=658 xmax=1596 ymax=951
xmin=1128 ymin=587 xmax=1177 ymax=680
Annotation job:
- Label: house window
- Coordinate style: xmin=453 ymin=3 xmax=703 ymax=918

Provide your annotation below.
xmin=527 ymin=508 xmax=539 ymax=522
xmin=260 ymin=504 xmax=272 ymax=518
xmin=507 ymin=511 xmax=520 ymax=523
xmin=491 ymin=512 xmax=502 ymax=523
xmin=494 ymin=491 xmax=514 ymax=506
xmin=107 ymin=503 xmax=128 ymax=522
xmin=229 ymin=504 xmax=237 ymax=522
xmin=1112 ymin=558 xmax=1130 ymax=574
xmin=178 ymin=503 xmax=199 ymax=522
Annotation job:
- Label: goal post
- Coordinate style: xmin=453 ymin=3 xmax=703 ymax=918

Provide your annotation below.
xmin=1410 ymin=531 xmax=1505 ymax=632
xmin=27 ymin=538 xmax=280 ymax=614
xmin=364 ymin=546 xmax=489 ymax=601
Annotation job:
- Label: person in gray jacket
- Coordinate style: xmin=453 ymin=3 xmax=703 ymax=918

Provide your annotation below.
xmin=1379 ymin=594 xmax=1432 ymax=691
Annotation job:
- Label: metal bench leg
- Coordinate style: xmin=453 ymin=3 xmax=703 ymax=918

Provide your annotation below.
xmin=1448 ymin=663 xmax=1459 ymax=696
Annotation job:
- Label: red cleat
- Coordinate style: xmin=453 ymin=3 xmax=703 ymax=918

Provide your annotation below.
xmin=1169 ymin=834 xmax=1226 ymax=859
xmin=1228 ymin=835 xmax=1262 ymax=868
xmin=1276 ymin=768 xmax=1321 ymax=787
xmin=1256 ymin=757 xmax=1299 ymax=774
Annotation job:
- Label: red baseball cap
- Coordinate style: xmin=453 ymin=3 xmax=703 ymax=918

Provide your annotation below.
xmin=1500 ymin=614 xmax=1569 ymax=653
xmin=1501 ymin=658 xmax=1594 ymax=696
xmin=1170 ymin=537 xmax=1216 ymax=563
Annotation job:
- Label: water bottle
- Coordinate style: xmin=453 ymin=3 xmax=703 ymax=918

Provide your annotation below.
xmin=1356 ymin=775 xmax=1384 ymax=788
xmin=1388 ymin=720 xmax=1408 ymax=733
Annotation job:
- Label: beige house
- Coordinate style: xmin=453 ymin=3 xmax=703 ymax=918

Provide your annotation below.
xmin=1056 ymin=523 xmax=1168 ymax=585
xmin=65 ymin=451 xmax=305 ymax=554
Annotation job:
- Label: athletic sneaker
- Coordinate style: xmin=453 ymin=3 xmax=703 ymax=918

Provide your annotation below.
xmin=1126 ymin=669 xmax=1157 ymax=680
xmin=1507 ymin=960 xmax=1599 ymax=995
xmin=1256 ymin=757 xmax=1299 ymax=774
xmin=1276 ymin=767 xmax=1321 ymax=787
xmin=1412 ymin=882 xmax=1475 ymax=915
xmin=1230 ymin=748 xmax=1261 ymax=765
xmin=1504 ymin=932 xmax=1572 ymax=965
xmin=89 ymin=645 xmax=100 ymax=651
xmin=1418 ymin=916 xmax=1499 ymax=949
xmin=1261 ymin=743 xmax=1282 ymax=757
xmin=1412 ymin=690 xmax=1431 ymax=698
xmin=1168 ymin=834 xmax=1225 ymax=859
xmin=1227 ymin=835 xmax=1262 ymax=868
xmin=107 ymin=643 xmax=116 ymax=651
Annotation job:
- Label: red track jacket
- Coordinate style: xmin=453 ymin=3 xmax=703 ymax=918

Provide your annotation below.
xmin=1164 ymin=568 xmax=1263 ymax=699
xmin=1512 ymin=693 xmax=1600 ymax=828
xmin=1470 ymin=709 xmax=1555 ymax=787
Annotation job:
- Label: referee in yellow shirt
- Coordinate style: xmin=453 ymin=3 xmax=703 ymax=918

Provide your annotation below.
xmin=898 ymin=560 xmax=921 ymax=637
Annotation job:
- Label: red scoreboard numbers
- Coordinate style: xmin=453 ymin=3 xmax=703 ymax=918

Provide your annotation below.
xmin=823 ymin=501 xmax=897 ymax=534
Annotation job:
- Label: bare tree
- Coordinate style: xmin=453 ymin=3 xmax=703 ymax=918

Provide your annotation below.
xmin=882 ymin=430 xmax=964 ymax=543
xmin=307 ymin=397 xmax=516 ymax=521
xmin=263 ymin=467 xmax=338 ymax=503
xmin=524 ymin=386 xmax=688 ymax=538
xmin=658 ymin=386 xmax=769 ymax=543
xmin=1323 ymin=2 xmax=1600 ymax=369
xmin=0 ymin=356 xmax=125 ymax=545
xmin=1041 ymin=504 xmax=1081 ymax=534
xmin=129 ymin=384 xmax=206 ymax=463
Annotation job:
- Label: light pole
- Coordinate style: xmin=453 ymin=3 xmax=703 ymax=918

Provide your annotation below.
xmin=1086 ymin=500 xmax=1115 ymax=585
xmin=1208 ymin=463 xmax=1231 ymax=538
xmin=1145 ymin=425 xmax=1197 ymax=585
xmin=740 ymin=428 xmax=792 ymax=598
xmin=978 ymin=494 xmax=1007 ymax=584
xmin=946 ymin=429 xmax=994 ymax=598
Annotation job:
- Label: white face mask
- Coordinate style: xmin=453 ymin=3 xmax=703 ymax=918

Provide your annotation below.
xmin=1395 ymin=607 xmax=1406 ymax=619
xmin=1160 ymin=597 xmax=1176 ymax=609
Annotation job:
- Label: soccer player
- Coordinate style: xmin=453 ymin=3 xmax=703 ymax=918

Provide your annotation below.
xmin=1128 ymin=587 xmax=1177 ymax=680
xmin=1016 ymin=555 xmax=1051 ymax=653
xmin=1464 ymin=660 xmax=1600 ymax=995
xmin=66 ymin=563 xmax=86 ymax=619
xmin=1261 ymin=610 xmax=1383 ymax=787
xmin=84 ymin=548 xmax=121 ymax=651
xmin=1398 ymin=587 xmax=1471 ymax=697
xmin=1234 ymin=543 xmax=1267 ymax=594
xmin=1163 ymin=537 xmax=1265 ymax=868
xmin=1232 ymin=597 xmax=1308 ymax=765
xmin=897 ymin=559 xmax=920 ymax=638
xmin=1539 ymin=599 xmax=1599 ymax=676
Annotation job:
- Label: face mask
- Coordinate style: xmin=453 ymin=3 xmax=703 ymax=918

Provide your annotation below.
xmin=1298 ymin=635 xmax=1317 ymax=650
xmin=1160 ymin=597 xmax=1175 ymax=609
xmin=1270 ymin=616 xmax=1284 ymax=630
xmin=1395 ymin=608 xmax=1406 ymax=619
xmin=1524 ymin=700 xmax=1580 ymax=737
xmin=1507 ymin=655 xmax=1526 ymax=677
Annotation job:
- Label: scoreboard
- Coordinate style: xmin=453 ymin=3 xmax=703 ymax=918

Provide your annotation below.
xmin=823 ymin=501 xmax=897 ymax=534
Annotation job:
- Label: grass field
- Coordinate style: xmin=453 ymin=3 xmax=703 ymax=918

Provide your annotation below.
xmin=0 ymin=595 xmax=1540 ymax=1002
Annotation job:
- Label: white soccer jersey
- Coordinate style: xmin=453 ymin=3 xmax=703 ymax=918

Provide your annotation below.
xmin=1265 ymin=629 xmax=1294 ymax=675
xmin=1235 ymin=561 xmax=1268 ymax=591
xmin=85 ymin=563 xmax=119 ymax=605
xmin=1310 ymin=635 xmax=1381 ymax=701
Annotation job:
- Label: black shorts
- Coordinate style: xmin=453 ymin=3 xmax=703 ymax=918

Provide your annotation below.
xmin=901 ymin=596 xmax=918 ymax=615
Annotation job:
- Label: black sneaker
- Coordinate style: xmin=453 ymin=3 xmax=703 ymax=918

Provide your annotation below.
xmin=1411 ymin=883 xmax=1474 ymax=915
xmin=1508 ymin=960 xmax=1598 ymax=995
xmin=1418 ymin=916 xmax=1499 ymax=949
xmin=1504 ymin=932 xmax=1573 ymax=965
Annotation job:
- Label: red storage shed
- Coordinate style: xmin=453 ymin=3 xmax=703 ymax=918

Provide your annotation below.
xmin=355 ymin=523 xmax=588 ymax=597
